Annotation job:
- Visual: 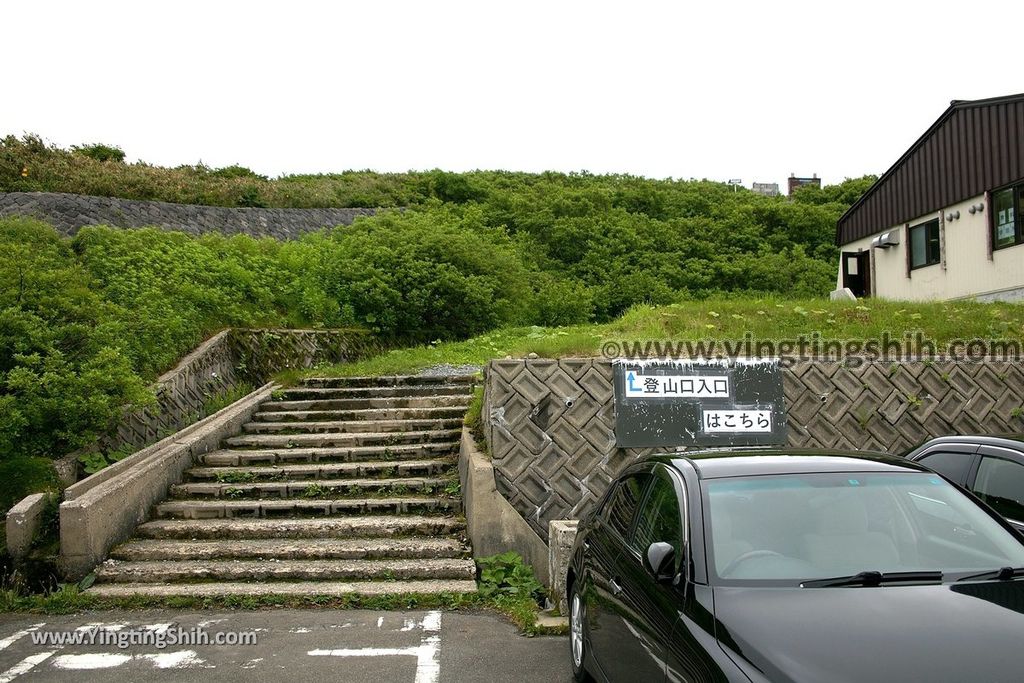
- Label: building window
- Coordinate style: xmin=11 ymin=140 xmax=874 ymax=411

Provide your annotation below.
xmin=993 ymin=184 xmax=1023 ymax=250
xmin=909 ymin=218 xmax=940 ymax=269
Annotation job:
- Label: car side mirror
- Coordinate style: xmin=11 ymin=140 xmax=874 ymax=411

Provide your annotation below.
xmin=645 ymin=542 xmax=676 ymax=583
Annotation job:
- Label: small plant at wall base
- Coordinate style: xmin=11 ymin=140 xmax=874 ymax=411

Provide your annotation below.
xmin=477 ymin=552 xmax=546 ymax=604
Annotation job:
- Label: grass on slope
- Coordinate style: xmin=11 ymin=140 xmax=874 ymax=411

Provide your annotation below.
xmin=299 ymin=297 xmax=1024 ymax=378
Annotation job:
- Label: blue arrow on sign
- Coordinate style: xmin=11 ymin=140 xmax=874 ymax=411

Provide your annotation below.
xmin=627 ymin=372 xmax=640 ymax=393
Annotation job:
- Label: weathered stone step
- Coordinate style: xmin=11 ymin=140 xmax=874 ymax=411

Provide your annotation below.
xmin=95 ymin=558 xmax=477 ymax=583
xmin=251 ymin=406 xmax=469 ymax=423
xmin=224 ymin=428 xmax=461 ymax=450
xmin=109 ymin=537 xmax=470 ymax=562
xmin=303 ymin=375 xmax=477 ymax=388
xmin=277 ymin=385 xmax=473 ymax=400
xmin=200 ymin=442 xmax=458 ymax=466
xmin=170 ymin=476 xmax=453 ymax=499
xmin=135 ymin=515 xmax=466 ymax=540
xmin=187 ymin=458 xmax=453 ymax=482
xmin=241 ymin=417 xmax=464 ymax=435
xmin=264 ymin=395 xmax=472 ymax=412
xmin=86 ymin=579 xmax=479 ymax=598
xmin=155 ymin=497 xmax=461 ymax=520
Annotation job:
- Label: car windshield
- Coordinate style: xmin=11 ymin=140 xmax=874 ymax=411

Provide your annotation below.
xmin=704 ymin=471 xmax=1024 ymax=585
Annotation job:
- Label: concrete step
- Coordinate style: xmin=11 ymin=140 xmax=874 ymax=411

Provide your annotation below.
xmin=241 ymin=417 xmax=464 ymax=435
xmin=277 ymin=385 xmax=473 ymax=400
xmin=95 ymin=558 xmax=477 ymax=583
xmin=155 ymin=497 xmax=461 ymax=520
xmin=303 ymin=375 xmax=477 ymax=389
xmin=109 ymin=537 xmax=470 ymax=562
xmin=187 ymin=458 xmax=453 ymax=482
xmin=250 ymin=406 xmax=469 ymax=423
xmin=263 ymin=395 xmax=472 ymax=412
xmin=170 ymin=476 xmax=454 ymax=499
xmin=224 ymin=428 xmax=461 ymax=450
xmin=199 ymin=442 xmax=459 ymax=466
xmin=134 ymin=515 xmax=466 ymax=540
xmin=86 ymin=579 xmax=479 ymax=598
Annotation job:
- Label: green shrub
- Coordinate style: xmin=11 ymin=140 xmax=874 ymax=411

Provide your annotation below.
xmin=71 ymin=143 xmax=125 ymax=163
xmin=0 ymin=456 xmax=59 ymax=515
xmin=477 ymin=551 xmax=545 ymax=603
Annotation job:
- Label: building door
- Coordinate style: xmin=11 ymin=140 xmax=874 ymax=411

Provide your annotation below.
xmin=842 ymin=251 xmax=871 ymax=298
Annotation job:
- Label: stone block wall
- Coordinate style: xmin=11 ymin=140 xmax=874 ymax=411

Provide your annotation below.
xmin=0 ymin=192 xmax=376 ymax=239
xmin=483 ymin=358 xmax=1024 ymax=537
xmin=89 ymin=328 xmax=369 ymax=458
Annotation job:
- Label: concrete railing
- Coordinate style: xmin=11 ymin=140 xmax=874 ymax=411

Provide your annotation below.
xmin=58 ymin=382 xmax=276 ymax=579
xmin=5 ymin=493 xmax=53 ymax=561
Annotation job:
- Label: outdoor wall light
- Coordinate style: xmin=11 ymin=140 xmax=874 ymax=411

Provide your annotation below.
xmin=946 ymin=210 xmax=961 ymax=221
xmin=968 ymin=202 xmax=985 ymax=214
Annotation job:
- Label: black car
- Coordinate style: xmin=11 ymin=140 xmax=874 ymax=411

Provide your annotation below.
xmin=903 ymin=434 xmax=1024 ymax=532
xmin=566 ymin=449 xmax=1024 ymax=683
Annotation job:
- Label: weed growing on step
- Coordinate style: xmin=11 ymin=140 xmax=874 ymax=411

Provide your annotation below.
xmin=444 ymin=479 xmax=461 ymax=497
xmin=301 ymin=483 xmax=328 ymax=498
xmin=215 ymin=471 xmax=257 ymax=484
xmin=222 ymin=487 xmax=247 ymax=499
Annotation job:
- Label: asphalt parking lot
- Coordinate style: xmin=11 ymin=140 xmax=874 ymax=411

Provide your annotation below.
xmin=0 ymin=609 xmax=571 ymax=683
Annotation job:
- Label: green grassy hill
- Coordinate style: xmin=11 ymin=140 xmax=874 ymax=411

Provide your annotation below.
xmin=312 ymin=297 xmax=1024 ymax=377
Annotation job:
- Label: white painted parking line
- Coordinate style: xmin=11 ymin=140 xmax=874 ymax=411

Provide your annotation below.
xmin=0 ymin=651 xmax=55 ymax=683
xmin=0 ymin=624 xmax=45 ymax=652
xmin=49 ymin=650 xmax=208 ymax=671
xmin=308 ymin=610 xmax=442 ymax=683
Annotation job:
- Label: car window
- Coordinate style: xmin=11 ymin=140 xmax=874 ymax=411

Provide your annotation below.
xmin=917 ymin=451 xmax=974 ymax=484
xmin=604 ymin=474 xmax=650 ymax=538
xmin=973 ymin=456 xmax=1024 ymax=523
xmin=632 ymin=473 xmax=683 ymax=556
xmin=703 ymin=472 xmax=1024 ymax=584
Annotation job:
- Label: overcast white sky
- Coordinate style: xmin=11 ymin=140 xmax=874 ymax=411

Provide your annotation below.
xmin=4 ymin=1 xmax=1020 ymax=189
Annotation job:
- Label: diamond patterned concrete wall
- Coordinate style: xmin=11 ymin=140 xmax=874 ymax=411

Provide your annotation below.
xmin=484 ymin=358 xmax=1024 ymax=537
xmin=85 ymin=328 xmax=370 ymax=460
xmin=229 ymin=328 xmax=374 ymax=385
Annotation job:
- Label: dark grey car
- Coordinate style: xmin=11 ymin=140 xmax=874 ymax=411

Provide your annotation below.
xmin=903 ymin=434 xmax=1024 ymax=533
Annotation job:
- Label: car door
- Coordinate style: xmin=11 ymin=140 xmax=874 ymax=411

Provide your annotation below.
xmin=967 ymin=446 xmax=1024 ymax=533
xmin=601 ymin=465 xmax=687 ymax=682
xmin=910 ymin=443 xmax=980 ymax=487
xmin=586 ymin=471 xmax=651 ymax=680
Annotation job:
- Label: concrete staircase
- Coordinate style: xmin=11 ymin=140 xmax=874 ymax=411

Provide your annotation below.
xmin=88 ymin=375 xmax=479 ymax=598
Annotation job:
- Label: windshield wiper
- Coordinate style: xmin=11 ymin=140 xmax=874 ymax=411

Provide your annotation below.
xmin=801 ymin=570 xmax=943 ymax=588
xmin=955 ymin=566 xmax=1024 ymax=583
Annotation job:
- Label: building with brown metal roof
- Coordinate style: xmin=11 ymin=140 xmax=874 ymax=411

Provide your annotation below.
xmin=835 ymin=93 xmax=1024 ymax=302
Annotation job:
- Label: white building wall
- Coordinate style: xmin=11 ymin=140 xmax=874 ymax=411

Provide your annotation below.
xmin=836 ymin=193 xmax=1024 ymax=301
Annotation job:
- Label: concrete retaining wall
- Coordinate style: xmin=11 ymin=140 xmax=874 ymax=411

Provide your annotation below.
xmin=65 ymin=328 xmax=369 ymax=486
xmin=0 ymin=192 xmax=376 ymax=239
xmin=59 ymin=383 xmax=276 ymax=579
xmin=458 ymin=428 xmax=550 ymax=587
xmin=484 ymin=357 xmax=1024 ymax=537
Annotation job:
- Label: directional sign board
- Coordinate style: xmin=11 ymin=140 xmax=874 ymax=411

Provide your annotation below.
xmin=613 ymin=359 xmax=787 ymax=448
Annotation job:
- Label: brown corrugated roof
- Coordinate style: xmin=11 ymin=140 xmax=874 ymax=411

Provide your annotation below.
xmin=836 ymin=93 xmax=1024 ymax=246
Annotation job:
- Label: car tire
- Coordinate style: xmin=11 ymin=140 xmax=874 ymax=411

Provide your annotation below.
xmin=569 ymin=580 xmax=590 ymax=683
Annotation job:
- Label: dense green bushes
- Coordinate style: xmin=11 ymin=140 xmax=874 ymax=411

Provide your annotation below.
xmin=0 ymin=134 xmax=876 ymax=479
xmin=0 ymin=218 xmax=150 ymax=460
